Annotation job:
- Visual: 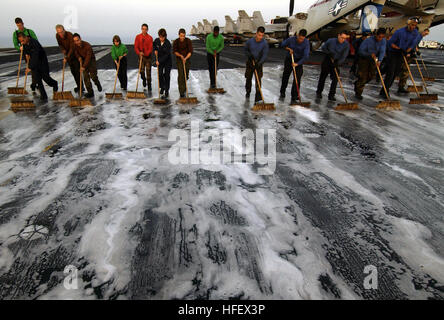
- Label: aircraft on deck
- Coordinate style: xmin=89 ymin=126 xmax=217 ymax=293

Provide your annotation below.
xmin=189 ymin=0 xmax=444 ymax=45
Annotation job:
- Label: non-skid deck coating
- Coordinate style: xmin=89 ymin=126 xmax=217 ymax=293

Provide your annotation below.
xmin=0 ymin=48 xmax=444 ymax=299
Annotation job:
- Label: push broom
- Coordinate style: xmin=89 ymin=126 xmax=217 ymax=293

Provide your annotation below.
xmin=177 ymin=60 xmax=198 ymax=104
xmin=332 ymin=59 xmax=358 ymax=111
xmin=207 ymin=54 xmax=225 ymax=94
xmin=127 ymin=56 xmax=146 ymax=99
xmin=106 ymin=57 xmax=123 ymax=100
xmin=10 ymin=58 xmax=35 ymax=111
xmin=53 ymin=58 xmax=74 ymax=101
xmin=289 ymin=53 xmax=310 ymax=107
xmin=70 ymin=58 xmax=93 ymax=107
xmin=8 ymin=49 xmax=28 ymax=95
xmin=419 ymin=58 xmax=435 ymax=82
xmin=153 ymin=54 xmax=167 ymax=105
xmin=403 ymin=54 xmax=432 ymax=105
xmin=414 ymin=58 xmax=438 ymax=101
xmin=251 ymin=60 xmax=275 ymax=111
xmin=374 ymin=57 xmax=401 ymax=110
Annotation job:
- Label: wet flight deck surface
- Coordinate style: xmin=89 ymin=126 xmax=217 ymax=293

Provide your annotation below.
xmin=0 ymin=42 xmax=443 ymax=299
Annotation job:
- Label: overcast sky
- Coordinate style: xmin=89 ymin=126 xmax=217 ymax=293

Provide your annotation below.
xmin=1 ymin=0 xmax=443 ymax=48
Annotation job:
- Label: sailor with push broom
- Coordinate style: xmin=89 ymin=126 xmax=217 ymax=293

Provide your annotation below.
xmin=12 ymin=18 xmax=38 ymax=94
xmin=110 ymin=35 xmax=128 ymax=93
xmin=354 ymin=28 xmax=387 ymax=100
xmin=55 ymin=24 xmax=81 ymax=96
xmin=279 ymin=29 xmax=310 ymax=105
xmin=206 ymin=26 xmax=225 ymax=94
xmin=380 ymin=17 xmax=420 ymax=98
xmin=316 ymin=31 xmax=350 ymax=102
xmin=18 ymin=33 xmax=58 ymax=102
xmin=398 ymin=28 xmax=429 ymax=93
xmin=154 ymin=28 xmax=172 ymax=100
xmin=244 ymin=27 xmax=270 ymax=105
xmin=73 ymin=33 xmax=102 ymax=98
xmin=173 ymin=28 xmax=197 ymax=104
xmin=134 ymin=24 xmax=154 ymax=92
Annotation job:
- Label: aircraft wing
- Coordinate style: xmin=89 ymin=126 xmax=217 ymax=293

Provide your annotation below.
xmin=305 ymin=0 xmax=378 ymax=36
xmin=431 ymin=0 xmax=444 ymax=27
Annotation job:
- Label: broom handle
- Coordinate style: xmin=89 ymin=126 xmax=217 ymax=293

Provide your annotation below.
xmin=374 ymin=57 xmax=391 ymax=101
xmin=420 ymin=58 xmax=431 ymax=78
xmin=112 ymin=57 xmax=121 ymax=96
xmin=331 ymin=58 xmax=348 ymax=104
xmin=156 ymin=54 xmax=161 ymax=98
xmin=16 ymin=48 xmax=24 ymax=88
xmin=214 ymin=54 xmax=217 ymax=88
xmin=403 ymin=54 xmax=420 ymax=97
xmin=61 ymin=58 xmax=66 ymax=92
xmin=79 ymin=57 xmax=83 ymax=100
xmin=252 ymin=60 xmax=265 ymax=103
xmin=182 ymin=59 xmax=189 ymax=98
xmin=414 ymin=58 xmax=429 ymax=94
xmin=291 ymin=53 xmax=302 ymax=103
xmin=135 ymin=55 xmax=143 ymax=94
xmin=23 ymin=57 xmax=29 ymax=95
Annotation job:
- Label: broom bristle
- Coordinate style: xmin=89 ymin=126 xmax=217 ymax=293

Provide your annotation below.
xmin=177 ymin=98 xmax=199 ymax=104
xmin=419 ymin=94 xmax=438 ymax=101
xmin=105 ymin=93 xmax=123 ymax=99
xmin=62 ymin=92 xmax=75 ymax=100
xmin=290 ymin=102 xmax=311 ymax=107
xmin=126 ymin=92 xmax=146 ymax=99
xmin=334 ymin=103 xmax=359 ymax=111
xmin=408 ymin=86 xmax=423 ymax=92
xmin=409 ymin=98 xmax=432 ymax=105
xmin=252 ymin=103 xmax=276 ymax=111
xmin=8 ymin=87 xmax=28 ymax=95
xmin=424 ymin=77 xmax=435 ymax=82
xmin=53 ymin=91 xmax=75 ymax=101
xmin=11 ymin=102 xmax=35 ymax=107
xmin=376 ymin=101 xmax=401 ymax=110
xmin=153 ymin=99 xmax=167 ymax=105
xmin=70 ymin=99 xmax=93 ymax=107
xmin=207 ymin=88 xmax=226 ymax=94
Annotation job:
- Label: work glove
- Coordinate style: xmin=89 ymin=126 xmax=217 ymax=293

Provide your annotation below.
xmin=333 ymin=59 xmax=339 ymax=68
xmin=328 ymin=52 xmax=335 ymax=60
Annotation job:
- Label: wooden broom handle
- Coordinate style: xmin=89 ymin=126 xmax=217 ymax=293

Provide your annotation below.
xmin=252 ymin=59 xmax=265 ymax=103
xmin=16 ymin=48 xmax=24 ymax=88
xmin=291 ymin=53 xmax=302 ymax=103
xmin=414 ymin=58 xmax=429 ymax=94
xmin=156 ymin=53 xmax=161 ymax=98
xmin=135 ymin=55 xmax=143 ymax=93
xmin=23 ymin=57 xmax=29 ymax=95
xmin=112 ymin=57 xmax=121 ymax=96
xmin=182 ymin=60 xmax=189 ymax=98
xmin=419 ymin=58 xmax=430 ymax=78
xmin=374 ymin=57 xmax=391 ymax=101
xmin=214 ymin=54 xmax=217 ymax=88
xmin=79 ymin=57 xmax=83 ymax=99
xmin=402 ymin=54 xmax=420 ymax=97
xmin=61 ymin=58 xmax=66 ymax=92
xmin=331 ymin=58 xmax=348 ymax=103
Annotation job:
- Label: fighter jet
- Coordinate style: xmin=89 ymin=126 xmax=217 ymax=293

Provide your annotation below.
xmin=189 ymin=0 xmax=444 ymax=45
xmin=288 ymin=0 xmax=444 ymax=40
